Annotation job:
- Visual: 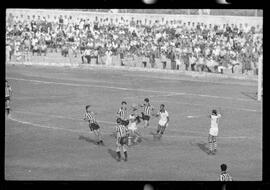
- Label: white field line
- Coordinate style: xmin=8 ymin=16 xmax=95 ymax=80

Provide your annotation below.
xmin=9 ymin=110 xmax=256 ymax=140
xmin=7 ymin=77 xmax=258 ymax=103
xmin=122 ymin=73 xmax=257 ymax=87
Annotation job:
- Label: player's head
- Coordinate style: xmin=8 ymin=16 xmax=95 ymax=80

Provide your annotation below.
xmin=160 ymin=104 xmax=165 ymax=111
xmin=116 ymin=117 xmax=122 ymax=124
xmin=121 ymin=101 xmax=127 ymax=108
xmin=220 ymin=164 xmax=227 ymax=172
xmin=144 ymin=98 xmax=149 ymax=103
xmin=86 ymin=105 xmax=91 ymax=112
xmin=212 ymin=109 xmax=217 ymax=115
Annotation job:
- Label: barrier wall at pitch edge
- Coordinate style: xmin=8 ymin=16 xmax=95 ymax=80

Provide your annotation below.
xmin=6 ymin=9 xmax=262 ymax=28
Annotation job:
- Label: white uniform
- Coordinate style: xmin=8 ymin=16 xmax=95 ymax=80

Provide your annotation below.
xmin=209 ymin=114 xmax=221 ymax=136
xmin=128 ymin=114 xmax=137 ymax=132
xmin=158 ymin=110 xmax=169 ymax=127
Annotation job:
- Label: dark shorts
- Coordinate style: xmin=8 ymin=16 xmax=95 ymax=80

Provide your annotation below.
xmin=122 ymin=120 xmax=129 ymax=126
xmin=5 ymin=97 xmax=10 ymax=101
xmin=119 ymin=136 xmax=128 ymax=145
xmin=141 ymin=113 xmax=150 ymax=121
xmin=89 ymin=123 xmax=100 ymax=131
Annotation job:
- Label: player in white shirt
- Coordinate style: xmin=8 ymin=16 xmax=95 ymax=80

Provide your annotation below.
xmin=127 ymin=104 xmax=142 ymax=145
xmin=208 ymin=109 xmax=221 ymax=155
xmin=153 ymin=104 xmax=169 ymax=140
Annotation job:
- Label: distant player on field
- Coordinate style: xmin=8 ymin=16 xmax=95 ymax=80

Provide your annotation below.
xmin=139 ymin=98 xmax=154 ymax=128
xmin=153 ymin=104 xmax=169 ymax=140
xmin=5 ymin=80 xmax=12 ymax=118
xmin=117 ymin=101 xmax=129 ymax=127
xmin=208 ymin=109 xmax=221 ymax=155
xmin=83 ymin=105 xmax=104 ymax=145
xmin=115 ymin=118 xmax=129 ymax=161
xmin=220 ymin=164 xmax=233 ymax=181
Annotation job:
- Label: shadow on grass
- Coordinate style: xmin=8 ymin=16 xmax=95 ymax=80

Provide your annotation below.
xmin=196 ymin=142 xmax=209 ymax=154
xmin=108 ymin=148 xmax=118 ymax=161
xmin=78 ymin=135 xmax=98 ymax=145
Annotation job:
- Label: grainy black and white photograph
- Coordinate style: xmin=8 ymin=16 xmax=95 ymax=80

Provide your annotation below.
xmin=5 ymin=9 xmax=263 ymax=181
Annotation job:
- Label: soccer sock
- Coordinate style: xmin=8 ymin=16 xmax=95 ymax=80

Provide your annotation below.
xmin=213 ymin=141 xmax=217 ymax=150
xmin=117 ymin=151 xmax=121 ymax=160
xmin=124 ymin=151 xmax=128 ymax=160
xmin=209 ymin=142 xmax=213 ymax=152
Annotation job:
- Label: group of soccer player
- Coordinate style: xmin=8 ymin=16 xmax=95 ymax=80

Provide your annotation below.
xmin=5 ymin=79 xmax=222 ymax=162
xmin=82 ymin=97 xmax=170 ymax=162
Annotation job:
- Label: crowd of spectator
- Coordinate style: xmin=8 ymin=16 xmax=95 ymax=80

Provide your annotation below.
xmin=6 ymin=12 xmax=263 ymax=74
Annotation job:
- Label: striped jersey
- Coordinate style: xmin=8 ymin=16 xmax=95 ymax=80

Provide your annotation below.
xmin=220 ymin=172 xmax=233 ymax=181
xmin=142 ymin=103 xmax=154 ymax=116
xmin=117 ymin=107 xmax=127 ymax=120
xmin=5 ymin=85 xmax=12 ymax=97
xmin=84 ymin=111 xmax=96 ymax=124
xmin=115 ymin=124 xmax=128 ymax=138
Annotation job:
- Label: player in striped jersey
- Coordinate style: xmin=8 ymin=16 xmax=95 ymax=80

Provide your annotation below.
xmin=153 ymin=104 xmax=169 ymax=140
xmin=117 ymin=101 xmax=129 ymax=126
xmin=5 ymin=80 xmax=12 ymax=118
xmin=115 ymin=118 xmax=129 ymax=161
xmin=139 ymin=98 xmax=154 ymax=128
xmin=208 ymin=109 xmax=221 ymax=155
xmin=220 ymin=164 xmax=233 ymax=181
xmin=83 ymin=105 xmax=104 ymax=145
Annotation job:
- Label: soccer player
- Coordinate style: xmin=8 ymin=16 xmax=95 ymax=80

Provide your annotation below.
xmin=5 ymin=80 xmax=12 ymax=118
xmin=220 ymin=164 xmax=233 ymax=181
xmin=208 ymin=109 xmax=221 ymax=155
xmin=154 ymin=104 xmax=169 ymax=140
xmin=139 ymin=98 xmax=154 ymax=128
xmin=117 ymin=101 xmax=129 ymax=127
xmin=83 ymin=105 xmax=104 ymax=145
xmin=127 ymin=104 xmax=142 ymax=145
xmin=115 ymin=118 xmax=129 ymax=162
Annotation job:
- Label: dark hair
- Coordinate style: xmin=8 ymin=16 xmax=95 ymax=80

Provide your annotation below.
xmin=212 ymin=109 xmax=217 ymax=115
xmin=116 ymin=118 xmax=122 ymax=124
xmin=221 ymin=164 xmax=227 ymax=171
xmin=86 ymin=105 xmax=90 ymax=110
xmin=121 ymin=101 xmax=127 ymax=105
xmin=144 ymin=98 xmax=149 ymax=103
xmin=160 ymin=104 xmax=165 ymax=107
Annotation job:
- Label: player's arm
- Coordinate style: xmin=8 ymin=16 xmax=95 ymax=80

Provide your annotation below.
xmin=153 ymin=112 xmax=160 ymax=117
xmin=83 ymin=114 xmax=88 ymax=121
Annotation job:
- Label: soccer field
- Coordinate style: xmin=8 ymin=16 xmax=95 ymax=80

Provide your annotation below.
xmin=5 ymin=64 xmax=262 ymax=180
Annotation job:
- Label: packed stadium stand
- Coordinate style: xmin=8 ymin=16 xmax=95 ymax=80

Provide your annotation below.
xmin=6 ymin=9 xmax=262 ymax=75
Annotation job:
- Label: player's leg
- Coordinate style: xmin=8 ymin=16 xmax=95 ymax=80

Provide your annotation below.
xmin=95 ymin=128 xmax=104 ymax=145
xmin=116 ymin=139 xmax=121 ymax=161
xmin=122 ymin=144 xmax=128 ymax=161
xmin=6 ymin=98 xmax=10 ymax=116
xmin=213 ymin=136 xmax=217 ymax=153
xmin=208 ymin=134 xmax=213 ymax=154
xmin=157 ymin=125 xmax=166 ymax=139
xmin=128 ymin=130 xmax=134 ymax=146
xmin=156 ymin=124 xmax=162 ymax=134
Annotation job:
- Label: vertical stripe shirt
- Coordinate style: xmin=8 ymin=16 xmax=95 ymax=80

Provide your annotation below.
xmin=142 ymin=103 xmax=154 ymax=116
xmin=220 ymin=172 xmax=233 ymax=181
xmin=84 ymin=111 xmax=96 ymax=124
xmin=116 ymin=124 xmax=128 ymax=138
xmin=117 ymin=107 xmax=127 ymax=120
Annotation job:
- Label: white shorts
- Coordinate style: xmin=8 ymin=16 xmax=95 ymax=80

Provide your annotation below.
xmin=128 ymin=122 xmax=137 ymax=132
xmin=159 ymin=120 xmax=168 ymax=127
xmin=209 ymin=127 xmax=218 ymax=136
